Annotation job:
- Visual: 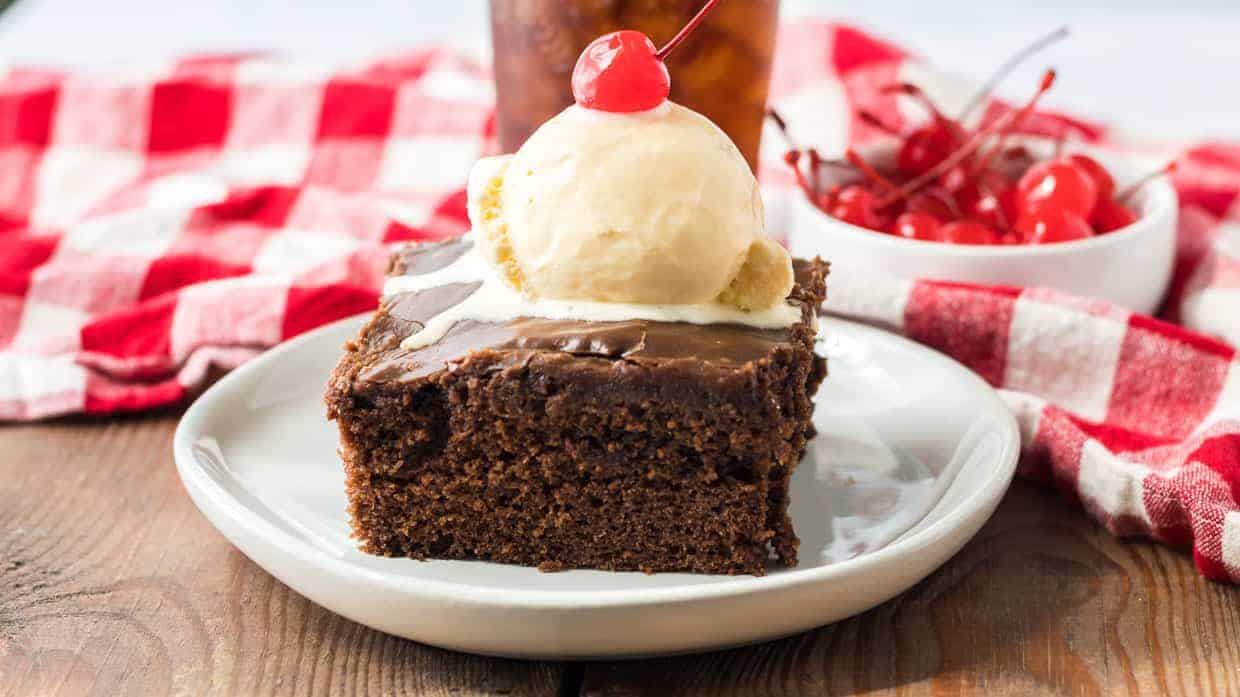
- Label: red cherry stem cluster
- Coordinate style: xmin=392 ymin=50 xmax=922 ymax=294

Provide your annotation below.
xmin=972 ymin=73 xmax=1066 ymax=176
xmin=877 ymin=69 xmax=1057 ymax=209
xmin=845 ymin=148 xmax=896 ymax=192
xmin=772 ymin=29 xmax=1178 ymax=246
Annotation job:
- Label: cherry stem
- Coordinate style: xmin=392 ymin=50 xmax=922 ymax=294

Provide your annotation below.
xmin=878 ymin=70 xmax=1056 ymax=208
xmin=928 ymin=187 xmax=963 ymax=219
xmin=656 ymin=0 xmax=721 ymax=60
xmin=858 ymin=110 xmax=901 ymax=136
xmin=808 ymin=149 xmax=823 ymax=195
xmin=1117 ymin=161 xmax=1178 ymax=204
xmin=977 ymin=68 xmax=1056 ymax=173
xmin=783 ymin=150 xmax=815 ymax=199
xmin=958 ymin=26 xmax=1069 ymax=122
xmin=845 ymin=148 xmax=896 ymax=192
xmin=972 ymin=133 xmax=1011 ymax=176
xmin=882 ymin=83 xmax=953 ymax=128
xmin=767 ymin=108 xmax=796 ymax=147
xmin=773 ymin=108 xmax=888 ymax=202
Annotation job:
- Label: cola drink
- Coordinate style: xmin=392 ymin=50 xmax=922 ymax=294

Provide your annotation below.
xmin=489 ymin=0 xmax=780 ymax=171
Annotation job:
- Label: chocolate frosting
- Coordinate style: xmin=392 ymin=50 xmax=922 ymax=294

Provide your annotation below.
xmin=353 ymin=239 xmax=825 ymax=385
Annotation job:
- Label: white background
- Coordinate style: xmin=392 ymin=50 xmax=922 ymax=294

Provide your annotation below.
xmin=0 ymin=0 xmax=1236 ymax=140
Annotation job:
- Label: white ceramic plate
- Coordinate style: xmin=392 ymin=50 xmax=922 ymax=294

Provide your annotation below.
xmin=174 ymin=315 xmax=1019 ymax=659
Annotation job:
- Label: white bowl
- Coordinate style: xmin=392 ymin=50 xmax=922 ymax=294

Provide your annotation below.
xmin=786 ymin=140 xmax=1178 ymax=315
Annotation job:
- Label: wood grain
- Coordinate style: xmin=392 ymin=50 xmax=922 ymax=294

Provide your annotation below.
xmin=579 ymin=482 xmax=1240 ymax=697
xmin=0 ymin=414 xmax=561 ymax=697
xmin=2 ymin=414 xmax=1238 ymax=696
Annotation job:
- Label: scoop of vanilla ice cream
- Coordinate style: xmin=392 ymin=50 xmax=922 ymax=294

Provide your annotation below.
xmin=467 ymin=101 xmax=792 ymax=309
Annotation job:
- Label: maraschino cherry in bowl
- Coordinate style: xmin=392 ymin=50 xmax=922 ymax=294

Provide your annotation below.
xmin=786 ymin=137 xmax=1178 ymax=315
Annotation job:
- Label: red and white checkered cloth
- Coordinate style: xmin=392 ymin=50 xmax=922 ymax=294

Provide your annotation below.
xmin=1 ymin=24 xmax=1238 ymax=581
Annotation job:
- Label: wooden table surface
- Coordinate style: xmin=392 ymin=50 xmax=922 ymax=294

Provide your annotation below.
xmin=3 ymin=412 xmax=1239 ymax=697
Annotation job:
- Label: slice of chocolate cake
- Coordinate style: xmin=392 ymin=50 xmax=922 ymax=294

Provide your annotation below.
xmin=326 ymin=238 xmax=827 ymax=575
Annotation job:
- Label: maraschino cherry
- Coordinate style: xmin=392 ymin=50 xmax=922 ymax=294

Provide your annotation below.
xmin=1091 ymin=198 xmax=1137 ymax=233
xmin=1067 ymin=154 xmax=1115 ymax=199
xmin=570 ymin=0 xmax=719 ymax=113
xmin=1016 ymin=158 xmax=1100 ymax=219
xmin=892 ymin=212 xmax=942 ymax=241
xmin=571 ymin=31 xmax=669 ymax=112
xmin=885 ymin=83 xmax=964 ymax=177
xmin=956 ymin=170 xmax=1017 ymax=230
xmin=830 ymin=185 xmax=885 ymax=230
xmin=905 ymin=188 xmax=958 ymax=221
xmin=1014 ymin=206 xmax=1094 ymax=244
xmin=939 ymin=221 xmax=1001 ymax=245
xmin=898 ymin=125 xmax=959 ymax=177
